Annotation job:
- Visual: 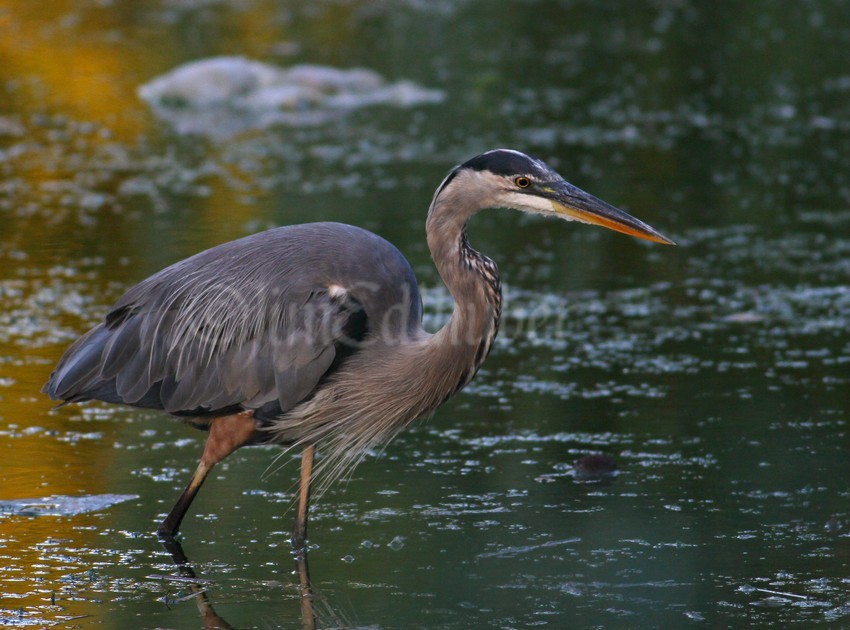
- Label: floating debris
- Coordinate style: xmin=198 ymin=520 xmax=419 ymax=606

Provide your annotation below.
xmin=139 ymin=56 xmax=445 ymax=138
xmin=723 ymin=311 xmax=767 ymax=324
xmin=572 ymin=453 xmax=618 ymax=480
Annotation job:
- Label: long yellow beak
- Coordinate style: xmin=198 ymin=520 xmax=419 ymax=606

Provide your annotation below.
xmin=549 ymin=181 xmax=675 ymax=245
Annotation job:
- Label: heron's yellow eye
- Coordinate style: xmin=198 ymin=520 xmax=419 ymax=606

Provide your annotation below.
xmin=515 ymin=177 xmax=530 ymax=188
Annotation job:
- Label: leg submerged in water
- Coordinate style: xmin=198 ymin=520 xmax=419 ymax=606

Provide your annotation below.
xmin=292 ymin=445 xmax=317 ymax=629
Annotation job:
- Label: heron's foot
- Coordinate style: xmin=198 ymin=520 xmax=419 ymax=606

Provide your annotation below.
xmin=158 ymin=531 xmax=189 ymax=565
xmin=291 ymin=519 xmax=308 ymax=554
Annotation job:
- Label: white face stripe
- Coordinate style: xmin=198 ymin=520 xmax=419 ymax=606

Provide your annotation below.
xmin=501 ymin=191 xmax=582 ymax=222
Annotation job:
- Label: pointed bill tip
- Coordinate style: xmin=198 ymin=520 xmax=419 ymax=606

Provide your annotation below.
xmin=550 ymin=184 xmax=675 ymax=246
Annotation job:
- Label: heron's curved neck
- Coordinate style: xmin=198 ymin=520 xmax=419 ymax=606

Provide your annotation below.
xmin=425 ymin=197 xmax=503 ymax=389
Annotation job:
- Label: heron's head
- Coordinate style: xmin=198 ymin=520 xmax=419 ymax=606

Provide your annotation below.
xmin=430 ymin=149 xmax=674 ymax=245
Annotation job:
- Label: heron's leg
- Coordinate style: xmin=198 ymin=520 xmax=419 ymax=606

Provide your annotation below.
xmin=291 ymin=444 xmax=315 ymax=549
xmin=157 ymin=411 xmax=256 ymax=537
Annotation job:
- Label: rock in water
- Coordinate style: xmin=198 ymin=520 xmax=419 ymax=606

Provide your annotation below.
xmin=139 ymin=56 xmax=445 ymax=138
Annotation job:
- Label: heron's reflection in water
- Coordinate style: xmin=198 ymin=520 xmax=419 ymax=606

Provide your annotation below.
xmin=158 ymin=536 xmax=321 ymax=629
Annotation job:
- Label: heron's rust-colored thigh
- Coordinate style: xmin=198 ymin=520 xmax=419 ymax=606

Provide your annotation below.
xmin=201 ymin=411 xmax=258 ymax=467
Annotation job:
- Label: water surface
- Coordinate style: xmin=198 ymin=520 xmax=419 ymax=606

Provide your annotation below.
xmin=1 ymin=1 xmax=848 ymax=627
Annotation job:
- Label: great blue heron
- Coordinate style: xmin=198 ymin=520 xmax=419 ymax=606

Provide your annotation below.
xmin=44 ymin=149 xmax=673 ymax=544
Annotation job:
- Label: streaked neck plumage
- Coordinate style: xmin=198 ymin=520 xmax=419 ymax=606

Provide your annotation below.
xmin=425 ymin=171 xmax=504 ymax=392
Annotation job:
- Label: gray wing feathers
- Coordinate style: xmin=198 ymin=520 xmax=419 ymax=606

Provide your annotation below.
xmin=105 ymin=286 xmax=350 ymax=414
xmin=44 ymin=222 xmax=411 ymax=416
xmin=46 ymin=326 xmax=112 ymax=400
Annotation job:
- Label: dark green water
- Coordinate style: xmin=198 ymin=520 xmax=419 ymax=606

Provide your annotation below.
xmin=1 ymin=1 xmax=848 ymax=627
